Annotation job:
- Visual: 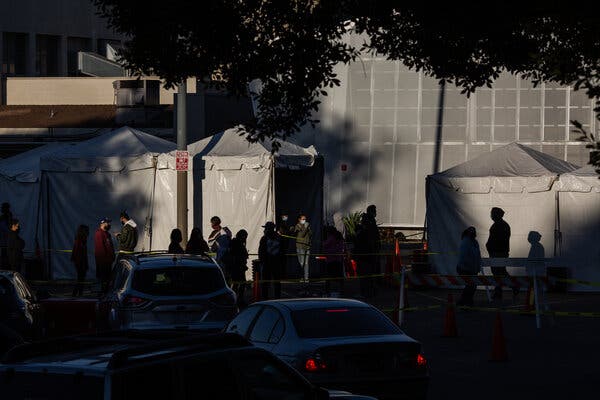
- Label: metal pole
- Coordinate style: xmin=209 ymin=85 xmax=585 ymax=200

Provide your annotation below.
xmin=432 ymin=81 xmax=446 ymax=173
xmin=177 ymin=80 xmax=188 ymax=247
xmin=398 ymin=265 xmax=406 ymax=327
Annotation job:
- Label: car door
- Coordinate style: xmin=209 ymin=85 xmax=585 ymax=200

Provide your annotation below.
xmin=247 ymin=306 xmax=285 ymax=353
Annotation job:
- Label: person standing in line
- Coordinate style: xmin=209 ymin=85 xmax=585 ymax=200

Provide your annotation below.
xmin=355 ymin=205 xmax=380 ymax=298
xmin=0 ymin=203 xmax=13 ymax=269
xmin=456 ymin=227 xmax=482 ymax=306
xmin=94 ymin=218 xmax=115 ymax=293
xmin=323 ymin=226 xmax=346 ymax=297
xmin=115 ymin=211 xmax=138 ymax=253
xmin=186 ymin=227 xmax=209 ymax=254
xmin=486 ymin=207 xmax=518 ymax=300
xmin=168 ymin=229 xmax=184 ymax=254
xmin=7 ymin=219 xmax=25 ymax=273
xmin=71 ymin=225 xmax=89 ymax=297
xmin=228 ymin=229 xmax=249 ymax=307
xmin=207 ymin=216 xmax=232 ymax=272
xmin=290 ymin=214 xmax=312 ymax=282
xmin=259 ymin=222 xmax=283 ymax=300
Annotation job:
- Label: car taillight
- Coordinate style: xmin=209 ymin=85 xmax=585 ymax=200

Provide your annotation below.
xmin=122 ymin=295 xmax=149 ymax=308
xmin=423 ymin=242 xmax=428 ymax=251
xmin=416 ymin=353 xmax=427 ymax=367
xmin=305 ymin=355 xmax=327 ymax=372
xmin=210 ymin=291 xmax=236 ymax=306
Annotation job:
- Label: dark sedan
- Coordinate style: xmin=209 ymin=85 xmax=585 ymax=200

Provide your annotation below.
xmin=225 ymin=298 xmax=429 ymax=400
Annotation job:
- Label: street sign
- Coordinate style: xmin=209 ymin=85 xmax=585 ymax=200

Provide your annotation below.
xmin=176 ymin=150 xmax=189 ymax=171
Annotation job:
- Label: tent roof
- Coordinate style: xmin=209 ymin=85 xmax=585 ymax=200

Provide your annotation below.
xmin=430 ymin=143 xmax=580 ymax=193
xmin=187 ymin=127 xmax=317 ymax=169
xmin=40 ymin=126 xmax=176 ymax=172
xmin=0 ymin=142 xmax=76 ymax=182
xmin=436 ymin=142 xmax=579 ymax=178
xmin=557 ymin=165 xmax=600 ymax=192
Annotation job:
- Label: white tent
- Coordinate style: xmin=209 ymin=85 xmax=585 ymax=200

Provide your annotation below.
xmin=40 ymin=127 xmax=176 ymax=279
xmin=161 ymin=127 xmax=321 ymax=275
xmin=555 ymin=165 xmax=600 ymax=290
xmin=0 ymin=142 xmax=76 ymax=258
xmin=426 ymin=143 xmax=579 ymax=277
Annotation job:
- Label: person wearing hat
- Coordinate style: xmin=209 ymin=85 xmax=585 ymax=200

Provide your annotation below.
xmin=115 ymin=211 xmax=138 ymax=253
xmin=259 ymin=221 xmax=283 ymax=299
xmin=486 ymin=207 xmax=518 ymax=300
xmin=94 ymin=218 xmax=115 ymax=293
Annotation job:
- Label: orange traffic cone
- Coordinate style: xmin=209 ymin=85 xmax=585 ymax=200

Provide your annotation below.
xmin=442 ymin=293 xmax=458 ymax=337
xmin=490 ymin=312 xmax=508 ymax=361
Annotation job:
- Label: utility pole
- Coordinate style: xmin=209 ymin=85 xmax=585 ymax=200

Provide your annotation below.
xmin=177 ymin=80 xmax=188 ymax=246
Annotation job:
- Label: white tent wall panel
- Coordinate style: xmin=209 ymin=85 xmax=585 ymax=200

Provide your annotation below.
xmin=427 ymin=179 xmax=556 ymax=276
xmin=46 ymin=170 xmax=155 ymax=279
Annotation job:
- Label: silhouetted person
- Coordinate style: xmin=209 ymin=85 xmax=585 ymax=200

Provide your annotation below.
xmin=7 ymin=219 xmax=24 ymax=273
xmin=259 ymin=222 xmax=283 ymax=299
xmin=94 ymin=218 xmax=115 ymax=294
xmin=71 ymin=225 xmax=89 ymax=297
xmin=323 ymin=226 xmax=346 ymax=296
xmin=0 ymin=203 xmax=12 ymax=269
xmin=486 ymin=207 xmax=518 ymax=300
xmin=168 ymin=229 xmax=184 ymax=254
xmin=355 ymin=205 xmax=381 ymax=298
xmin=186 ymin=227 xmax=209 ymax=254
xmin=527 ymin=231 xmax=547 ymax=308
xmin=115 ymin=211 xmax=138 ymax=253
xmin=228 ymin=230 xmax=249 ymax=306
xmin=456 ymin=227 xmax=482 ymax=306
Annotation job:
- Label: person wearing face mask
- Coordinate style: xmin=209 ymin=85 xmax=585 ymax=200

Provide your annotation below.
xmin=94 ymin=218 xmax=115 ymax=293
xmin=290 ymin=214 xmax=312 ymax=282
xmin=6 ymin=219 xmax=24 ymax=273
xmin=115 ymin=211 xmax=138 ymax=253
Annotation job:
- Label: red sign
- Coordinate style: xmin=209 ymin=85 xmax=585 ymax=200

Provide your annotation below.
xmin=176 ymin=150 xmax=189 ymax=171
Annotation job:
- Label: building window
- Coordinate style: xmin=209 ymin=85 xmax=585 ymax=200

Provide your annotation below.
xmin=67 ymin=36 xmax=91 ymax=76
xmin=36 ymin=35 xmax=60 ymax=76
xmin=2 ymin=32 xmax=28 ymax=76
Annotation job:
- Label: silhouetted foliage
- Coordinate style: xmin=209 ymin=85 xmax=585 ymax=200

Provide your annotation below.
xmin=95 ymin=1 xmax=600 ymax=166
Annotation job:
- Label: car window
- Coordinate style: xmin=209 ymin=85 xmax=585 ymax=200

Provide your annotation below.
xmin=291 ymin=307 xmax=401 ymax=338
xmin=132 ymin=267 xmax=224 ymax=296
xmin=233 ymin=353 xmax=309 ymax=400
xmin=11 ymin=277 xmax=27 ymax=300
xmin=119 ymin=268 xmax=130 ymax=290
xmin=249 ymin=307 xmax=282 ymax=343
xmin=110 ymin=264 xmax=125 ymax=292
xmin=269 ymin=317 xmax=285 ymax=344
xmin=226 ymin=306 xmax=262 ymax=336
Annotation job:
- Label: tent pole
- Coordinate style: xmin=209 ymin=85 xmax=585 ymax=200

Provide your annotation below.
xmin=147 ymin=158 xmax=158 ymax=251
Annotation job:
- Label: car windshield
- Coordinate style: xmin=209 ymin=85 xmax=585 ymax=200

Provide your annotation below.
xmin=132 ymin=267 xmax=224 ymax=296
xmin=291 ymin=307 xmax=401 ymax=338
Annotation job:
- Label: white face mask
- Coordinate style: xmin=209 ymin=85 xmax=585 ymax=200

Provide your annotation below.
xmin=300 ymin=219 xmax=306 ymax=225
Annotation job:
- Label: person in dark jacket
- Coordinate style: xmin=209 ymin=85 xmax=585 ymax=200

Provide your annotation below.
xmin=7 ymin=219 xmax=24 ymax=273
xmin=228 ymin=230 xmax=249 ymax=306
xmin=71 ymin=225 xmax=89 ymax=297
xmin=456 ymin=227 xmax=482 ymax=306
xmin=354 ymin=205 xmax=381 ymax=298
xmin=485 ymin=207 xmax=518 ymax=300
xmin=259 ymin=222 xmax=283 ymax=300
xmin=94 ymin=218 xmax=115 ymax=293
xmin=168 ymin=229 xmax=184 ymax=254
xmin=115 ymin=211 xmax=138 ymax=253
xmin=186 ymin=227 xmax=209 ymax=254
